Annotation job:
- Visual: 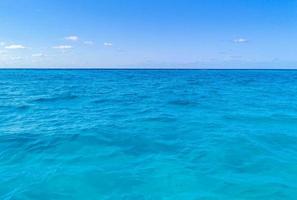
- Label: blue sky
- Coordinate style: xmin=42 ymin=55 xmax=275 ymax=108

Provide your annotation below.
xmin=0 ymin=0 xmax=297 ymax=68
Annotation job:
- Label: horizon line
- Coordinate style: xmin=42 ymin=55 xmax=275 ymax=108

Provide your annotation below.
xmin=1 ymin=67 xmax=297 ymax=70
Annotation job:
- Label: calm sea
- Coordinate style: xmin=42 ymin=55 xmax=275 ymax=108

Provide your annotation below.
xmin=1 ymin=69 xmax=297 ymax=199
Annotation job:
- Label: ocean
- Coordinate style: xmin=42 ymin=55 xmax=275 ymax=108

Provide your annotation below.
xmin=0 ymin=69 xmax=297 ymax=199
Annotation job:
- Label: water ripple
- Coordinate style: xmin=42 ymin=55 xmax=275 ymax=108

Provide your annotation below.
xmin=1 ymin=70 xmax=297 ymax=199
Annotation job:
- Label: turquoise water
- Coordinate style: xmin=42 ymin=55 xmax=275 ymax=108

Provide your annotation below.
xmin=1 ymin=69 xmax=297 ymax=199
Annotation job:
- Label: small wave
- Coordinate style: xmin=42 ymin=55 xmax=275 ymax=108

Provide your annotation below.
xmin=92 ymin=99 xmax=112 ymax=104
xmin=16 ymin=104 xmax=31 ymax=110
xmin=140 ymin=115 xmax=177 ymax=122
xmin=0 ymin=104 xmax=31 ymax=111
xmin=169 ymin=99 xmax=198 ymax=106
xmin=32 ymin=94 xmax=78 ymax=103
xmin=223 ymin=114 xmax=297 ymax=124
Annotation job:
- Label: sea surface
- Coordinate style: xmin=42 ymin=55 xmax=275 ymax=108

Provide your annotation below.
xmin=0 ymin=69 xmax=297 ymax=200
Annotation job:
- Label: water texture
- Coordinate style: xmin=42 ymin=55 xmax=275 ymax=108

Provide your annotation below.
xmin=0 ymin=69 xmax=297 ymax=200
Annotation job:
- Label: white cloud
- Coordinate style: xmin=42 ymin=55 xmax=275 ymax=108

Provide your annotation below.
xmin=10 ymin=56 xmax=22 ymax=61
xmin=32 ymin=53 xmax=44 ymax=57
xmin=84 ymin=41 xmax=94 ymax=45
xmin=233 ymin=38 xmax=248 ymax=43
xmin=65 ymin=36 xmax=79 ymax=41
xmin=53 ymin=45 xmax=73 ymax=49
xmin=104 ymin=42 xmax=113 ymax=47
xmin=5 ymin=44 xmax=26 ymax=49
